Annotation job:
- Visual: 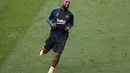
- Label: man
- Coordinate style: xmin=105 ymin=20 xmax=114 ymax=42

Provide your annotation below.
xmin=39 ymin=0 xmax=74 ymax=73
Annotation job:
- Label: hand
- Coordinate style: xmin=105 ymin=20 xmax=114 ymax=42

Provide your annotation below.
xmin=51 ymin=23 xmax=56 ymax=28
xmin=65 ymin=26 xmax=70 ymax=31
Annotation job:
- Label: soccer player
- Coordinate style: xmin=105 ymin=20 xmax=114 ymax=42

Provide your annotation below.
xmin=39 ymin=0 xmax=74 ymax=73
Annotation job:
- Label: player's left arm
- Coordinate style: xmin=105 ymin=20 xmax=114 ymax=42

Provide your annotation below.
xmin=68 ymin=13 xmax=74 ymax=29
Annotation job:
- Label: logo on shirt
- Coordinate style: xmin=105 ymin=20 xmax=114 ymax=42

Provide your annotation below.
xmin=56 ymin=19 xmax=66 ymax=24
xmin=56 ymin=12 xmax=59 ymax=16
xmin=65 ymin=15 xmax=69 ymax=18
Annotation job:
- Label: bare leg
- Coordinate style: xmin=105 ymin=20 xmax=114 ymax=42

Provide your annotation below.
xmin=52 ymin=52 xmax=61 ymax=68
xmin=48 ymin=52 xmax=62 ymax=73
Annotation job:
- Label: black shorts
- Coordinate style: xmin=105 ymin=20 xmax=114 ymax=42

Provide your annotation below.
xmin=43 ymin=32 xmax=68 ymax=53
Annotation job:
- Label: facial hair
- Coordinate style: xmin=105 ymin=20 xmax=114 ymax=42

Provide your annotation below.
xmin=63 ymin=5 xmax=69 ymax=11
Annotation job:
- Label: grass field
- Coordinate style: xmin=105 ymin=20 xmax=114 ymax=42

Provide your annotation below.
xmin=0 ymin=0 xmax=130 ymax=73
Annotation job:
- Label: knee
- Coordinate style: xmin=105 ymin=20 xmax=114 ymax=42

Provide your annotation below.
xmin=43 ymin=51 xmax=48 ymax=54
xmin=43 ymin=48 xmax=49 ymax=54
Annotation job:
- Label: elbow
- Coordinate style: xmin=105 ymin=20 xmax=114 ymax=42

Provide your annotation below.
xmin=69 ymin=24 xmax=74 ymax=29
xmin=47 ymin=18 xmax=49 ymax=23
xmin=47 ymin=18 xmax=51 ymax=25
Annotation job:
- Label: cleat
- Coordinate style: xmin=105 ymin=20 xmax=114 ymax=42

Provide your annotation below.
xmin=48 ymin=71 xmax=53 ymax=73
xmin=39 ymin=50 xmax=44 ymax=56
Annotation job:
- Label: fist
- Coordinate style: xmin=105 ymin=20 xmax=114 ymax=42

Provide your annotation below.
xmin=65 ymin=26 xmax=70 ymax=31
xmin=51 ymin=23 xmax=56 ymax=28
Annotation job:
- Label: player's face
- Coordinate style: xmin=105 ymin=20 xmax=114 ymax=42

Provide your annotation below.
xmin=62 ymin=0 xmax=70 ymax=10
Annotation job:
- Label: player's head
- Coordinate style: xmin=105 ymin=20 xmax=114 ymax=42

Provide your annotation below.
xmin=62 ymin=0 xmax=70 ymax=10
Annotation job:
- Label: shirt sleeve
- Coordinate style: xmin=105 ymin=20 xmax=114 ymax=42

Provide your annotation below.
xmin=68 ymin=14 xmax=74 ymax=29
xmin=47 ymin=9 xmax=55 ymax=26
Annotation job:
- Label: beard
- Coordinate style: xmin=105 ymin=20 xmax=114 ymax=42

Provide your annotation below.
xmin=63 ymin=5 xmax=69 ymax=10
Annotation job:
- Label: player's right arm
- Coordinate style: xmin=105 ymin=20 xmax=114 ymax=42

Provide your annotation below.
xmin=47 ymin=9 xmax=56 ymax=28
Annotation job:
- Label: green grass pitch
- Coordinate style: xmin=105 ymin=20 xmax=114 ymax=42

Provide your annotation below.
xmin=0 ymin=0 xmax=130 ymax=73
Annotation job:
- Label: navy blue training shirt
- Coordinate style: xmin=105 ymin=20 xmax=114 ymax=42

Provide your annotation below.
xmin=47 ymin=7 xmax=74 ymax=32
